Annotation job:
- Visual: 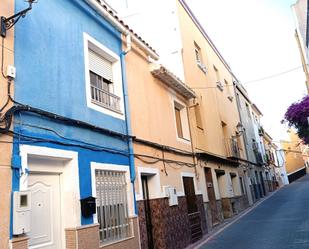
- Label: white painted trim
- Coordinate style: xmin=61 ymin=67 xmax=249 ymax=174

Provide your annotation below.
xmin=180 ymin=172 xmax=202 ymax=195
xmin=135 ymin=167 xmax=165 ymax=201
xmin=90 ymin=162 xmax=134 ymax=223
xmin=19 ymin=145 xmax=81 ymax=249
xmin=83 ymin=32 xmax=125 ymax=120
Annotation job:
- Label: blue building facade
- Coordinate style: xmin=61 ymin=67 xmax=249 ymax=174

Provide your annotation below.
xmin=9 ymin=0 xmax=140 ymax=248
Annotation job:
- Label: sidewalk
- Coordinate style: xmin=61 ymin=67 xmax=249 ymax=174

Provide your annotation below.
xmin=185 ymin=189 xmax=280 ymax=249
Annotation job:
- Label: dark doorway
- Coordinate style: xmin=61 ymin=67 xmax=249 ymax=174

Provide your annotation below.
xmin=204 ymin=168 xmax=219 ymax=225
xmin=141 ymin=176 xmax=154 ymax=249
xmin=183 ymin=176 xmax=198 ymax=213
xmin=259 ymin=171 xmax=266 ymax=196
xmin=183 ymin=176 xmax=202 ymax=242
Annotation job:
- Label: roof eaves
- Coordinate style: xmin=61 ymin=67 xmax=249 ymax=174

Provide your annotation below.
xmin=151 ymin=65 xmax=196 ymax=99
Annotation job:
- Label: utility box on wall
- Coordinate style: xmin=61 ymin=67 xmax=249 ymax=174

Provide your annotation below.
xmin=80 ymin=196 xmax=96 ymax=217
xmin=13 ymin=191 xmax=31 ymax=235
xmin=163 ymin=186 xmax=178 ymax=206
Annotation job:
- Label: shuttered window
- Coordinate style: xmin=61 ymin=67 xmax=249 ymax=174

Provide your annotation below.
xmin=89 ymin=49 xmax=113 ymax=83
xmin=88 ymin=48 xmax=121 ymax=112
xmin=175 ymin=107 xmax=184 ymax=138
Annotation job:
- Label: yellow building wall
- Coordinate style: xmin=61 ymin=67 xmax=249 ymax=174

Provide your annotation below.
xmin=281 ymin=131 xmax=306 ymax=175
xmin=176 ymin=1 xmax=243 ymax=159
xmin=0 ymin=0 xmax=14 ymax=247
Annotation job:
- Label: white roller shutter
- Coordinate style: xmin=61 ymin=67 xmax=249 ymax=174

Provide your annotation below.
xmin=89 ymin=49 xmax=113 ymax=82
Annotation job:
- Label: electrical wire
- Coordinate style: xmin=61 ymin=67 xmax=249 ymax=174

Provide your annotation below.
xmin=191 ymin=65 xmax=304 ymax=90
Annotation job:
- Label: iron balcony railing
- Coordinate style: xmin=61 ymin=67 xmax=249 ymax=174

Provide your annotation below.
xmin=91 ymin=85 xmax=121 ymax=113
xmin=225 ymin=138 xmax=241 ymax=158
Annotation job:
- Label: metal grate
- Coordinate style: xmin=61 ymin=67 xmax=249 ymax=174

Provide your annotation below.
xmin=95 ymin=170 xmax=131 ymax=244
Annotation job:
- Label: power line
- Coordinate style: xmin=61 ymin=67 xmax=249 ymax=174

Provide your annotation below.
xmin=191 ymin=65 xmax=303 ymax=90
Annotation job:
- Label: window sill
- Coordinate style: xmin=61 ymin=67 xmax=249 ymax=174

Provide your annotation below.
xmin=197 ymin=62 xmax=207 ymax=74
xmin=227 ymin=96 xmax=234 ymax=102
xmin=100 ymin=236 xmax=135 ymax=248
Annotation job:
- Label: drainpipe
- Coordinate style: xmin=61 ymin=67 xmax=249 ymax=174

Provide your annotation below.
xmin=120 ymin=35 xmax=137 ymax=214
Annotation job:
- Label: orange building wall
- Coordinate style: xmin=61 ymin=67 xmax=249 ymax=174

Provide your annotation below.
xmin=0 ymin=0 xmax=14 ymax=247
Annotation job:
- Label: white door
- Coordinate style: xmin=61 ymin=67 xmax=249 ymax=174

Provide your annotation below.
xmin=28 ymin=173 xmax=62 ymax=249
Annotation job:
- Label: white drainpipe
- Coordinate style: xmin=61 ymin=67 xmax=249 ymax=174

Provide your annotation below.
xmin=85 ymin=0 xmax=159 ymax=60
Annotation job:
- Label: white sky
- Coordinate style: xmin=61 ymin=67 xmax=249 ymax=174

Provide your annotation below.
xmin=186 ymin=0 xmax=307 ymax=142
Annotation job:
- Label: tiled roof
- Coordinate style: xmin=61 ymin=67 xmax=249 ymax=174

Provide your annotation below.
xmin=151 ymin=65 xmax=196 ymax=99
xmin=94 ymin=0 xmax=158 ymax=56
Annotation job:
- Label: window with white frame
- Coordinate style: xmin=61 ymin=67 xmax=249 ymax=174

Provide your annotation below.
xmin=174 ymin=101 xmax=190 ymax=141
xmin=84 ymin=33 xmax=124 ymax=119
xmin=95 ymin=170 xmax=131 ymax=244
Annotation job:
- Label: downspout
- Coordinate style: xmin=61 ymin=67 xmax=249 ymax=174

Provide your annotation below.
xmin=120 ymin=35 xmax=137 ymax=214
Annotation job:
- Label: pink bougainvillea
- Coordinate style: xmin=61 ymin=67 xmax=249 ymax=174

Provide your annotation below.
xmin=283 ymin=96 xmax=309 ymax=144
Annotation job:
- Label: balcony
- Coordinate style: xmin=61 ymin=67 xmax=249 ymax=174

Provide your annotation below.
xmin=225 ymin=138 xmax=241 ymax=159
xmin=91 ymin=85 xmax=121 ymax=113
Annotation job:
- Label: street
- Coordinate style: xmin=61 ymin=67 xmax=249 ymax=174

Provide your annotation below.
xmin=199 ymin=175 xmax=309 ymax=249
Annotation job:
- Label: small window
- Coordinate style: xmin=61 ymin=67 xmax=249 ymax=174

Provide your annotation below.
xmin=225 ymin=79 xmax=233 ymax=101
xmin=95 ymin=170 xmax=131 ymax=244
xmin=214 ymin=66 xmax=223 ymax=91
xmin=194 ymin=42 xmax=202 ymax=64
xmin=175 ymin=106 xmax=183 ymax=138
xmin=195 ymin=104 xmax=203 ymax=130
xmin=245 ymin=103 xmax=251 ymax=119
xmin=174 ymin=101 xmax=190 ymax=141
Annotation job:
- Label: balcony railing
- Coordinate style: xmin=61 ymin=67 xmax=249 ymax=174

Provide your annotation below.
xmin=91 ymin=85 xmax=121 ymax=113
xmin=254 ymin=150 xmax=264 ymax=165
xmin=225 ymin=138 xmax=241 ymax=158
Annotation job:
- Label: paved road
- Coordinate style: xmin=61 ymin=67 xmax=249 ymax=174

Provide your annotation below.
xmin=200 ymin=175 xmax=309 ymax=249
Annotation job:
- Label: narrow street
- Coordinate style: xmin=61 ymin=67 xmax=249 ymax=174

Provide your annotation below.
xmin=199 ymin=175 xmax=309 ymax=249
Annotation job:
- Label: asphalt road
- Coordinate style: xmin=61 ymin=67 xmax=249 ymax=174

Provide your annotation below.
xmin=199 ymin=175 xmax=309 ymax=249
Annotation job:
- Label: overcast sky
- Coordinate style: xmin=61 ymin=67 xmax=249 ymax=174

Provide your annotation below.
xmin=186 ymin=0 xmax=307 ymax=142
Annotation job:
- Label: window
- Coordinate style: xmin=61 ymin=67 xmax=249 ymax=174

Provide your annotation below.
xmin=225 ymin=79 xmax=233 ymax=101
xmin=84 ymin=33 xmax=124 ymax=119
xmin=214 ymin=66 xmax=223 ymax=91
xmin=194 ymin=42 xmax=207 ymax=73
xmin=194 ymin=42 xmax=202 ymax=64
xmin=89 ymin=49 xmax=121 ymax=113
xmin=174 ymin=101 xmax=190 ymax=141
xmin=195 ymin=104 xmax=203 ymax=130
xmin=175 ymin=106 xmax=183 ymax=138
xmin=245 ymin=103 xmax=251 ymax=119
xmin=95 ymin=170 xmax=131 ymax=244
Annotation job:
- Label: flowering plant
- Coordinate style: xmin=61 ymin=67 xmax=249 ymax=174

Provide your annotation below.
xmin=283 ymin=96 xmax=309 ymax=144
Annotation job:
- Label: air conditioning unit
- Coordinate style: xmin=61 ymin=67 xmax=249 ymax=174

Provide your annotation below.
xmin=163 ymin=186 xmax=178 ymax=206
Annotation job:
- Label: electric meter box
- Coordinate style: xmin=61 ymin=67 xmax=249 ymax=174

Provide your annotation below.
xmin=163 ymin=186 xmax=178 ymax=206
xmin=13 ymin=191 xmax=31 ymax=235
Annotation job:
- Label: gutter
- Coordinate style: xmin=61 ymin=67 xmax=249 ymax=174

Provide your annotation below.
xmin=85 ymin=0 xmax=159 ymax=60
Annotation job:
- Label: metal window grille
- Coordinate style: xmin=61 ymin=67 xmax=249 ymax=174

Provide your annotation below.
xmin=95 ymin=170 xmax=131 ymax=244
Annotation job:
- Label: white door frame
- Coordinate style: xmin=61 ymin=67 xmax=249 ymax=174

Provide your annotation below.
xmin=19 ymin=145 xmax=81 ymax=248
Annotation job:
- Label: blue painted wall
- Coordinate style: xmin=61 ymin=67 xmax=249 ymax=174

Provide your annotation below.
xmin=11 ymin=0 xmax=134 ymax=232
